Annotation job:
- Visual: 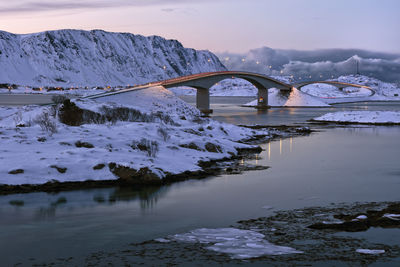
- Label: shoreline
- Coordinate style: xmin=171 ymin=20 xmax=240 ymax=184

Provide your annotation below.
xmin=0 ymin=126 xmax=311 ymax=195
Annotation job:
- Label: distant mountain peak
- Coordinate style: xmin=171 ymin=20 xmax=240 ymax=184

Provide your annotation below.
xmin=0 ymin=29 xmax=226 ymax=87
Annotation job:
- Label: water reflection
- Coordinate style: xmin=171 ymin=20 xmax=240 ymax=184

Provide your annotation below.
xmin=0 ymin=185 xmax=172 ymax=222
xmin=108 ymin=186 xmax=170 ymax=210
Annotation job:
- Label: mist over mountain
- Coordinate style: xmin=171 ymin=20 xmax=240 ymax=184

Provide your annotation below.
xmin=0 ymin=29 xmax=226 ymax=87
xmin=218 ymin=47 xmax=400 ymax=83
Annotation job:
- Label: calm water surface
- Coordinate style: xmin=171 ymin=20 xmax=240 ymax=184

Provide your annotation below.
xmin=1 ymin=98 xmax=399 ymax=264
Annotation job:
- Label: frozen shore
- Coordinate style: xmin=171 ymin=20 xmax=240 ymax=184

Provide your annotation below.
xmin=0 ymin=86 xmax=290 ymax=191
xmin=312 ymin=111 xmax=400 ymax=125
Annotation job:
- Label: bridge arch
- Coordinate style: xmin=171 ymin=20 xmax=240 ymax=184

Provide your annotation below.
xmin=161 ymin=71 xmax=292 ymax=114
xmin=294 ymin=81 xmax=374 ymax=96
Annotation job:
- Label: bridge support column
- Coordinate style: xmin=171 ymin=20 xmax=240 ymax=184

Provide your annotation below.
xmin=196 ymin=87 xmax=213 ymax=115
xmin=256 ymin=87 xmax=269 ymax=109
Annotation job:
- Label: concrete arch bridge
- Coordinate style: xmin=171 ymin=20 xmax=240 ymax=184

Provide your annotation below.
xmin=87 ymin=71 xmax=374 ymax=114
xmin=158 ymin=71 xmax=291 ymax=114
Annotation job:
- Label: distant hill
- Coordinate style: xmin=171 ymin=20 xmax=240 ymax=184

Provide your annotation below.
xmin=0 ymin=29 xmax=226 ymax=87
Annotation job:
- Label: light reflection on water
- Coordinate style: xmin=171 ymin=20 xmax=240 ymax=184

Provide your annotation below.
xmin=0 ymin=99 xmax=399 ymax=265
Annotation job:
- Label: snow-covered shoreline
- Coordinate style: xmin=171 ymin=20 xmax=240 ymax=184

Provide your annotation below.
xmin=312 ymin=111 xmax=400 ymax=125
xmin=0 ymin=86 xmax=279 ymax=190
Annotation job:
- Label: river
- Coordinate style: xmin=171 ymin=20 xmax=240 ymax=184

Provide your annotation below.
xmin=1 ymin=97 xmax=399 ymax=265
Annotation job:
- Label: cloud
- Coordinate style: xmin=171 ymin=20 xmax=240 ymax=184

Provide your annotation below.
xmin=0 ymin=0 xmax=215 ymax=15
xmin=161 ymin=8 xmax=176 ymax=12
xmin=217 ymin=47 xmax=400 ymax=83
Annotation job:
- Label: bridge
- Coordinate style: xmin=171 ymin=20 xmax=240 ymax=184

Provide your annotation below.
xmin=294 ymin=81 xmax=375 ymax=95
xmin=87 ymin=71 xmax=374 ymax=114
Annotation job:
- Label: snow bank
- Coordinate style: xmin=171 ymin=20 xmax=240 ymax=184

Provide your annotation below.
xmin=0 ymin=86 xmax=269 ymax=186
xmin=313 ymin=111 xmax=400 ymax=124
xmin=300 ymin=83 xmax=372 ymax=98
xmin=284 ymin=88 xmax=330 ymax=107
xmin=163 ymin=228 xmax=302 ymax=259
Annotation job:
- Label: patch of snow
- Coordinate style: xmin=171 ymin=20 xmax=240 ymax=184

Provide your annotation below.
xmin=300 ymin=83 xmax=371 ymax=98
xmin=313 ymin=111 xmax=400 ymax=124
xmin=322 ymin=220 xmax=343 ymax=225
xmin=356 ymin=249 xmax=385 ymax=255
xmin=334 ymin=75 xmax=400 ymax=98
xmin=284 ymin=88 xmax=330 ymax=107
xmin=383 ymin=214 xmax=400 ymax=220
xmin=356 ymin=215 xmax=368 ymax=220
xmin=167 ymin=228 xmax=302 ymax=259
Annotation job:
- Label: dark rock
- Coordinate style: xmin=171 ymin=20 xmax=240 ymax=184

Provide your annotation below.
xmin=205 ymin=142 xmax=222 ymax=153
xmin=59 ymin=99 xmax=84 ymax=126
xmin=50 ymin=165 xmax=67 ymax=173
xmin=8 ymin=169 xmax=24 ymax=174
xmin=93 ymin=163 xmax=106 ymax=170
xmin=108 ymin=164 xmax=161 ymax=185
xmin=309 ymin=202 xmax=400 ymax=232
xmin=308 ymin=221 xmax=370 ymax=232
xmin=179 ymin=142 xmax=203 ymax=151
xmin=75 ymin=141 xmax=94 ymax=148
xmin=236 ymin=146 xmax=262 ymax=155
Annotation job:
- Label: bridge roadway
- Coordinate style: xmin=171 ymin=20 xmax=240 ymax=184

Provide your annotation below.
xmin=84 ymin=71 xmax=374 ymax=114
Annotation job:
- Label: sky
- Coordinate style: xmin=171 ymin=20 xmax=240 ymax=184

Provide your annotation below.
xmin=0 ymin=0 xmax=399 ymax=54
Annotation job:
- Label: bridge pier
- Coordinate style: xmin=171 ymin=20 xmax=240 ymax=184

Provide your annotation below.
xmin=196 ymin=87 xmax=213 ymax=115
xmin=256 ymin=87 xmax=269 ymax=109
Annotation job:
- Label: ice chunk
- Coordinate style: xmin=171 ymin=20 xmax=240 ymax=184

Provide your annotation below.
xmin=356 ymin=215 xmax=367 ymax=220
xmin=168 ymin=228 xmax=302 ymax=259
xmin=383 ymin=213 xmax=400 ymax=220
xmin=356 ymin=249 xmax=385 ymax=254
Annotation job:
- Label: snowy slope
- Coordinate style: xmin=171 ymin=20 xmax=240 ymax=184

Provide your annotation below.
xmin=0 ymin=86 xmax=270 ymax=185
xmin=333 ymin=75 xmax=400 ymax=98
xmin=0 ymin=29 xmax=226 ymax=87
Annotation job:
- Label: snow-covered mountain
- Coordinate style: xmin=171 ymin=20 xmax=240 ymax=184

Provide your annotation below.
xmin=0 ymin=29 xmax=226 ymax=87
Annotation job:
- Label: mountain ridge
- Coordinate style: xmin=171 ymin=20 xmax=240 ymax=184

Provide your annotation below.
xmin=0 ymin=29 xmax=226 ymax=87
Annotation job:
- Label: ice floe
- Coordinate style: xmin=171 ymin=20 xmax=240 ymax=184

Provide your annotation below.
xmin=166 ymin=227 xmax=302 ymax=259
xmin=356 ymin=249 xmax=385 ymax=255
